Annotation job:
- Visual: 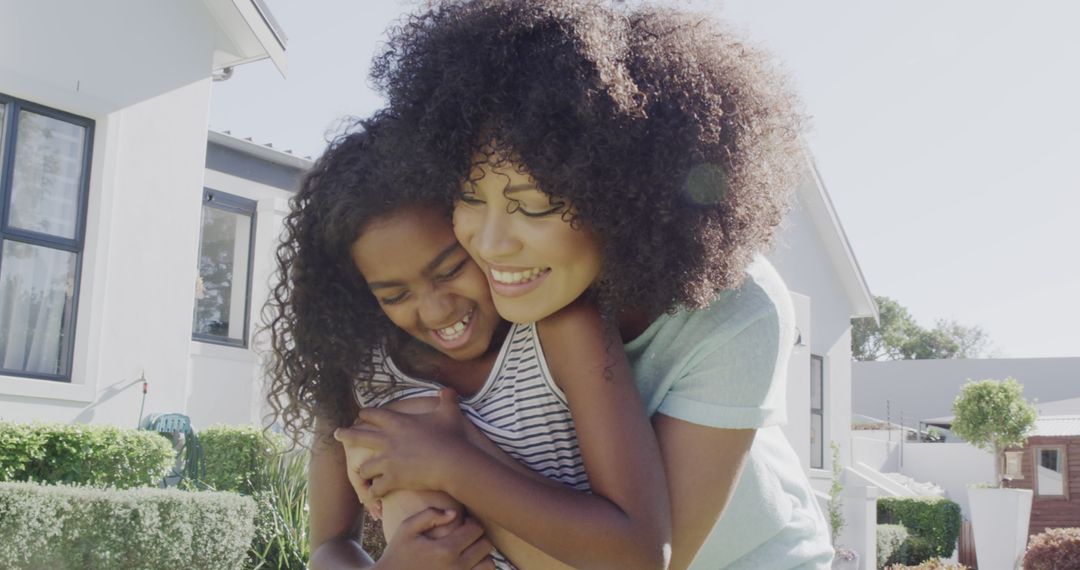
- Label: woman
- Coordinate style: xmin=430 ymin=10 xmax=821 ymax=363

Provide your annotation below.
xmin=345 ymin=1 xmax=834 ymax=568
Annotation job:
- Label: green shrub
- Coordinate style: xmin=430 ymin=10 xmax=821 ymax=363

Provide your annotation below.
xmin=0 ymin=481 xmax=255 ymax=570
xmin=878 ymin=496 xmax=961 ymax=561
xmin=878 ymin=523 xmax=910 ymax=567
xmin=1023 ymin=527 xmax=1080 ymax=570
xmin=0 ymin=421 xmax=173 ymax=488
xmin=198 ymin=424 xmax=284 ymax=494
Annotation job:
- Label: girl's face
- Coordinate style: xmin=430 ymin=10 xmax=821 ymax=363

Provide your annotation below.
xmin=452 ymin=157 xmax=603 ymax=323
xmin=351 ymin=205 xmax=502 ymax=361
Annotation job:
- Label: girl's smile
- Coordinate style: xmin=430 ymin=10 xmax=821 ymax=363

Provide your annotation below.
xmin=350 ymin=204 xmax=502 ymax=361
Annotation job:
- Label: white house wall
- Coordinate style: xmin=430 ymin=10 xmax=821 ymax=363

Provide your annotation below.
xmin=0 ymin=1 xmax=234 ymax=425
xmin=902 ymin=442 xmax=995 ymax=519
xmin=853 ymin=357 xmax=1080 ymax=424
xmin=768 ymin=175 xmax=860 ymax=470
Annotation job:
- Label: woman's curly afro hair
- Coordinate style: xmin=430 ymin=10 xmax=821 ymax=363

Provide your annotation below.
xmin=373 ymin=0 xmax=804 ymax=316
xmin=262 ymin=112 xmax=452 ymax=445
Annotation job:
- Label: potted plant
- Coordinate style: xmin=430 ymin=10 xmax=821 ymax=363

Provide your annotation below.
xmin=951 ymin=377 xmax=1037 ymax=570
xmin=828 ymin=441 xmax=859 ymax=569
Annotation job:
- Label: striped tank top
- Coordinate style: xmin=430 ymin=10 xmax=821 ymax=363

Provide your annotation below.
xmin=357 ymin=322 xmax=590 ymax=568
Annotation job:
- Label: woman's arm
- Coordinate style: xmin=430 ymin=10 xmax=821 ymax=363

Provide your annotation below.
xmin=347 ymin=302 xmax=672 ymax=570
xmin=652 ymin=415 xmax=756 ymax=570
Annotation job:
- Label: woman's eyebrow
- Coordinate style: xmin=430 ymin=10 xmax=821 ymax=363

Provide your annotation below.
xmin=503 ymin=183 xmax=540 ymax=195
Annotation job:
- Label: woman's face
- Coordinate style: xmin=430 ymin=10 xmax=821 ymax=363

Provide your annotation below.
xmin=452 ymin=157 xmax=603 ymax=323
xmin=350 ymin=205 xmax=502 ymax=361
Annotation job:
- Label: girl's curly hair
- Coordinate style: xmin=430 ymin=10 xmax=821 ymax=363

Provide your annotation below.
xmin=373 ymin=0 xmax=804 ymax=316
xmin=262 ymin=112 xmax=452 ymax=446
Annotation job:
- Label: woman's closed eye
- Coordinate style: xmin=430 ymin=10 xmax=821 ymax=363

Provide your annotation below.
xmin=457 ymin=191 xmax=485 ymax=206
xmin=510 ymin=199 xmax=566 ymax=218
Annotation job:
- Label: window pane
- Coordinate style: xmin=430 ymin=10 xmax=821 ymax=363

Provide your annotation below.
xmin=810 ymin=412 xmax=823 ymax=469
xmin=810 ymin=356 xmax=823 ymax=409
xmin=193 ymin=205 xmax=251 ymax=343
xmin=1036 ymin=449 xmax=1064 ymax=495
xmin=9 ymin=110 xmax=87 ymax=239
xmin=0 ymin=240 xmax=77 ymax=376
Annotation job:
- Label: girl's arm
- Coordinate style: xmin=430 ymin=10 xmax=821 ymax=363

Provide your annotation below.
xmin=308 ymin=413 xmax=495 ymax=570
xmin=346 ymin=301 xmax=672 ymax=570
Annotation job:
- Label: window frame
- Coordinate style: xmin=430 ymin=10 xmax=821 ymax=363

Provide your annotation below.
xmin=0 ymin=93 xmax=94 ymax=382
xmin=191 ymin=188 xmax=257 ymax=349
xmin=1032 ymin=444 xmax=1069 ymax=500
xmin=810 ymin=354 xmax=825 ymax=469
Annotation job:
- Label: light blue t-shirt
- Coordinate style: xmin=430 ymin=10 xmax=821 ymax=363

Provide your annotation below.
xmin=625 ymin=257 xmax=833 ymax=569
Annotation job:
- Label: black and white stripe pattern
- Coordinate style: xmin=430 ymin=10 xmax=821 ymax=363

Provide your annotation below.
xmin=357 ymin=323 xmax=589 ymax=569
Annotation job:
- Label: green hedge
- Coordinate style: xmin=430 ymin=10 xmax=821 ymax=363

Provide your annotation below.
xmin=196 ymin=425 xmax=308 ymax=570
xmin=198 ymin=424 xmax=284 ymax=494
xmin=878 ymin=496 xmax=961 ymax=563
xmin=878 ymin=523 xmax=910 ymax=567
xmin=0 ymin=481 xmax=255 ymax=570
xmin=0 ymin=421 xmax=173 ymax=488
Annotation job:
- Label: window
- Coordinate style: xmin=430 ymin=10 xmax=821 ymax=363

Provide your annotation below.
xmin=0 ymin=94 xmax=93 ymax=381
xmin=810 ymin=354 xmax=824 ymax=469
xmin=1034 ymin=446 xmax=1067 ymax=497
xmin=192 ymin=189 xmax=255 ymax=347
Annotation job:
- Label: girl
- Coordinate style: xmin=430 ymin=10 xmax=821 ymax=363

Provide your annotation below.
xmin=263 ymin=114 xmax=670 ymax=569
xmin=346 ymin=1 xmax=835 ymax=568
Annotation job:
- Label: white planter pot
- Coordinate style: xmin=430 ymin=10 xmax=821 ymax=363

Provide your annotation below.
xmin=967 ymin=487 xmax=1032 ymax=570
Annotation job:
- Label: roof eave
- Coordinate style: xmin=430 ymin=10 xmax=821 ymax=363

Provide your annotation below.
xmin=203 ymin=0 xmax=287 ymax=77
xmin=798 ymin=149 xmax=880 ymax=324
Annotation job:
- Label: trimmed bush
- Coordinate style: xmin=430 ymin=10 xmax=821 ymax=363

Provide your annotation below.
xmin=1023 ymin=527 xmax=1080 ymax=570
xmin=0 ymin=421 xmax=173 ymax=488
xmin=0 ymin=481 xmax=255 ymax=570
xmin=198 ymin=424 xmax=284 ymax=494
xmin=878 ymin=523 xmax=910 ymax=567
xmin=878 ymin=496 xmax=961 ymax=561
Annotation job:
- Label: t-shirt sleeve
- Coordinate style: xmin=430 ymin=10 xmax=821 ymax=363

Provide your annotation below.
xmin=655 ymin=301 xmax=790 ymax=430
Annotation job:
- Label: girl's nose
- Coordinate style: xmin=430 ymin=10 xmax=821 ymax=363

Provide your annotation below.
xmin=417 ymin=289 xmax=456 ymax=328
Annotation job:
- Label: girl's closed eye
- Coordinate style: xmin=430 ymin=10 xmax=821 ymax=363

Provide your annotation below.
xmin=380 ymin=290 xmax=409 ymax=305
xmin=435 ymin=259 xmax=469 ymax=282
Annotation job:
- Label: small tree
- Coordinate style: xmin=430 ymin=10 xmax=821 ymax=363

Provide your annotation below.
xmin=951 ymin=378 xmax=1037 ymax=487
xmin=827 ymin=441 xmax=845 ymax=545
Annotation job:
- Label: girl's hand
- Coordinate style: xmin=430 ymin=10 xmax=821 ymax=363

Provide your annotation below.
xmin=375 ymin=508 xmax=496 ymax=570
xmin=335 ymin=388 xmax=471 ymax=498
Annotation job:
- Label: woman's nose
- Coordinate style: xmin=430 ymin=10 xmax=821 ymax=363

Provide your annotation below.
xmin=474 ymin=207 xmax=520 ymax=260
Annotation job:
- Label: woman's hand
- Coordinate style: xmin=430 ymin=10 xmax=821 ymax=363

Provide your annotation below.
xmin=336 ymin=388 xmax=470 ymax=498
xmin=374 ymin=508 xmax=496 ymax=570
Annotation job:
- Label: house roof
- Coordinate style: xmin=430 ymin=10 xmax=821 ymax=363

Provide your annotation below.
xmin=1031 ymin=415 xmax=1080 ymax=437
xmin=202 ymin=0 xmax=288 ymax=76
xmin=208 ymin=130 xmax=313 ymax=170
xmin=798 ymin=152 xmax=879 ymax=322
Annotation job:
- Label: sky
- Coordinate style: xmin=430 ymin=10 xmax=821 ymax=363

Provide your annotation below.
xmin=210 ymin=0 xmax=1080 ymax=359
